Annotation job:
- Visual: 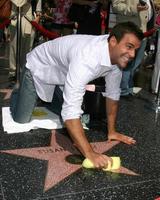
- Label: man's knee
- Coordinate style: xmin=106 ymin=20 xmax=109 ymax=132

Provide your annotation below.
xmin=10 ymin=88 xmax=33 ymax=124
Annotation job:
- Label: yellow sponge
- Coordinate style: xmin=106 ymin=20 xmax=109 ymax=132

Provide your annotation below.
xmin=82 ymin=158 xmax=94 ymax=169
xmin=102 ymin=157 xmax=121 ymax=171
xmin=82 ymin=157 xmax=121 ymax=171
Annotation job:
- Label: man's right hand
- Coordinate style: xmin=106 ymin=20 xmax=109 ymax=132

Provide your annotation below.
xmin=65 ymin=118 xmax=112 ymax=169
xmin=86 ymin=151 xmax=113 ymax=169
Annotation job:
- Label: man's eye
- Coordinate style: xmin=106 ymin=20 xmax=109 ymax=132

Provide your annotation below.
xmin=127 ymin=45 xmax=133 ymax=49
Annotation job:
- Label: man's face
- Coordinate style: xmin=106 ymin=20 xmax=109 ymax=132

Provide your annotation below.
xmin=109 ymin=33 xmax=141 ymax=68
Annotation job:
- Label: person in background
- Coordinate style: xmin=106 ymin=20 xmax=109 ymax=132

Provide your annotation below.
xmin=41 ymin=0 xmax=55 ymax=34
xmin=151 ymin=0 xmax=160 ymax=93
xmin=48 ymin=0 xmax=73 ymax=36
xmin=42 ymin=0 xmax=55 ymax=21
xmin=8 ymin=0 xmax=42 ymax=81
xmin=111 ymin=0 xmax=155 ymax=97
xmin=10 ymin=22 xmax=143 ymax=168
xmin=70 ymin=0 xmax=108 ymax=35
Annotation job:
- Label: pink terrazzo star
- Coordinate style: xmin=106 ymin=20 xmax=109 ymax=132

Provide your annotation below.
xmin=0 ymin=130 xmax=139 ymax=192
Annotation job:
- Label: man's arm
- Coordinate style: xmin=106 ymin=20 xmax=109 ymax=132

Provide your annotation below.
xmin=106 ymin=97 xmax=136 ymax=144
xmin=62 ymin=59 xmax=112 ymax=168
xmin=106 ymin=97 xmax=118 ymax=134
xmin=65 ymin=118 xmax=112 ymax=168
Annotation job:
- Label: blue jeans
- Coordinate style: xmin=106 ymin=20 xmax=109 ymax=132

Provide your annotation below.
xmin=120 ymin=39 xmax=147 ymax=96
xmin=10 ymin=67 xmax=63 ymax=123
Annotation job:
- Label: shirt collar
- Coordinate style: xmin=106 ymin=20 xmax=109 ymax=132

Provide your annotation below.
xmin=99 ymin=37 xmax=112 ymax=67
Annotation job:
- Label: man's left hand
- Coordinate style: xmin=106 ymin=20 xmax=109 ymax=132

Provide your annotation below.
xmin=107 ymin=131 xmax=136 ymax=145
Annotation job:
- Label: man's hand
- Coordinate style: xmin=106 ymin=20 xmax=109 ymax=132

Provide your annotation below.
xmin=65 ymin=118 xmax=112 ymax=168
xmin=108 ymin=130 xmax=136 ymax=145
xmin=86 ymin=151 xmax=113 ymax=169
xmin=106 ymin=98 xmax=136 ymax=145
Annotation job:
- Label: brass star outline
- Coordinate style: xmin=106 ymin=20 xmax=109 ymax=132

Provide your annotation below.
xmin=0 ymin=130 xmax=139 ymax=192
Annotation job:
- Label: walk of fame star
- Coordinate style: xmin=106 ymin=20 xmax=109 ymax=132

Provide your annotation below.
xmin=0 ymin=130 xmax=139 ymax=192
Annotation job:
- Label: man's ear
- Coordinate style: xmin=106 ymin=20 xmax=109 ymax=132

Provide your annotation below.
xmin=109 ymin=36 xmax=117 ymax=47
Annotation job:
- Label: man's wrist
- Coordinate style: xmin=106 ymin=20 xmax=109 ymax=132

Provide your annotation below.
xmin=84 ymin=149 xmax=96 ymax=159
xmin=108 ymin=128 xmax=116 ymax=134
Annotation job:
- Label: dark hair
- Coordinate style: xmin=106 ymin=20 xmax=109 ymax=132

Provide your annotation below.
xmin=108 ymin=21 xmax=144 ymax=42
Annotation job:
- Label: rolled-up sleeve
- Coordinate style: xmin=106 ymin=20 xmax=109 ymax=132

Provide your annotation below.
xmin=61 ymin=60 xmax=96 ymax=122
xmin=103 ymin=67 xmax=122 ymax=101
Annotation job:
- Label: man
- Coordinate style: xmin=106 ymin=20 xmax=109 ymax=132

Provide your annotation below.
xmin=111 ymin=0 xmax=155 ymax=96
xmin=10 ymin=22 xmax=143 ymax=168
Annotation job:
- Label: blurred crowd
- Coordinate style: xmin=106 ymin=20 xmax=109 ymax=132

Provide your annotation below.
xmin=0 ymin=0 xmax=160 ymax=95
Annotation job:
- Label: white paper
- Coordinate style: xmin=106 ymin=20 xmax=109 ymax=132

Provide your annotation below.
xmin=2 ymin=107 xmax=63 ymax=134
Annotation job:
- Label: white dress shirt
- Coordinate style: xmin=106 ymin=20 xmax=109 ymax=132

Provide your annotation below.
xmin=26 ymin=34 xmax=122 ymax=121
